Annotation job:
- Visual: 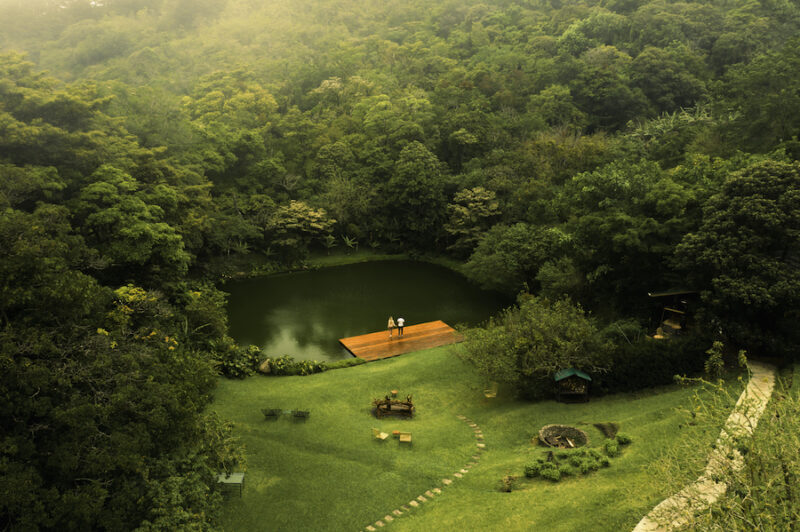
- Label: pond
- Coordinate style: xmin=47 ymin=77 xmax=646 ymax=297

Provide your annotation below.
xmin=224 ymin=260 xmax=510 ymax=362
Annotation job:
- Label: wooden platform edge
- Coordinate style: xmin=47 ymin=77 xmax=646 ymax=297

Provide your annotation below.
xmin=339 ymin=321 xmax=463 ymax=361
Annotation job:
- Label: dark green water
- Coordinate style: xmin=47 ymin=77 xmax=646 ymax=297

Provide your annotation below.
xmin=224 ymin=260 xmax=510 ymax=361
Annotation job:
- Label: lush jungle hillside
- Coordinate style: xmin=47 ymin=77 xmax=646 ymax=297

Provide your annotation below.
xmin=1 ymin=0 xmax=799 ymax=529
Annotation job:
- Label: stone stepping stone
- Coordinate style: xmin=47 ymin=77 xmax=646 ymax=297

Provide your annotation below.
xmin=401 ymin=505 xmax=410 ymax=511
xmin=417 ymin=495 xmax=428 ymax=503
xmin=477 ymin=443 xmax=486 ymax=449
xmin=384 ymin=515 xmax=394 ymax=522
xmin=393 ymin=509 xmax=403 ymax=516
xmin=469 ymin=461 xmax=478 ymax=467
xmin=375 ymin=521 xmax=385 ymax=528
xmin=469 ymin=423 xmax=478 ymax=428
xmin=476 ymin=435 xmax=484 ymax=441
xmin=472 ymin=455 xmax=480 ymax=460
xmin=454 ymin=472 xmax=463 ymax=478
xmin=456 ymin=415 xmax=467 ymax=420
xmin=433 ymin=487 xmax=442 ymax=494
xmin=425 ymin=490 xmax=435 ymax=498
xmin=409 ymin=500 xmax=420 ymax=507
xmin=366 ymin=526 xmax=376 ymax=531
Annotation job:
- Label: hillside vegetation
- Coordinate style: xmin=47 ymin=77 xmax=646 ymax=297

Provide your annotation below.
xmin=1 ymin=0 xmax=799 ymax=529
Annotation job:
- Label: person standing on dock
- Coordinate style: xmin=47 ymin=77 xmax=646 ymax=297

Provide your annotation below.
xmin=397 ymin=317 xmax=405 ymax=337
xmin=387 ymin=316 xmax=396 ymax=339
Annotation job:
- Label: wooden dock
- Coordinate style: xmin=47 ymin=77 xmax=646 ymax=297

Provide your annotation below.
xmin=339 ymin=320 xmax=463 ymax=362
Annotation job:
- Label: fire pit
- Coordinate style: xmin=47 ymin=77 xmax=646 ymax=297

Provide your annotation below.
xmin=538 ymin=424 xmax=588 ymax=448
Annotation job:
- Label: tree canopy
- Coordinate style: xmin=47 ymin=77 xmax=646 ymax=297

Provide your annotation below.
xmin=1 ymin=0 xmax=800 ymax=527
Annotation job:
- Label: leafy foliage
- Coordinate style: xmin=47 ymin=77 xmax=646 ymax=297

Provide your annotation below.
xmin=1 ymin=0 xmax=800 ymax=528
xmin=676 ymin=159 xmax=800 ymax=356
xmin=459 ymin=294 xmax=611 ymax=398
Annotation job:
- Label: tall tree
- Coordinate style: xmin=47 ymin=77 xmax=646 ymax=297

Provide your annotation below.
xmin=386 ymin=141 xmax=447 ymax=248
xmin=675 ymin=159 xmax=800 ymax=356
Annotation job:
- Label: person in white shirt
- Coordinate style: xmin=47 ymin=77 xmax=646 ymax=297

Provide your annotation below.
xmin=397 ymin=317 xmax=405 ymax=337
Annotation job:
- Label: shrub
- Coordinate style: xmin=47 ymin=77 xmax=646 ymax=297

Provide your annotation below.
xmin=596 ymin=332 xmax=708 ymax=394
xmin=216 ymin=342 xmax=262 ymax=378
xmin=297 ymin=359 xmax=327 ymax=375
xmin=269 ymin=355 xmax=298 ymax=375
xmin=530 ymin=449 xmax=612 ymax=482
xmin=704 ymin=341 xmax=725 ymax=379
xmin=604 ymin=439 xmax=621 ymax=457
xmin=525 ymin=461 xmax=545 ymax=478
xmin=616 ymin=433 xmax=632 ymax=445
xmin=558 ymin=464 xmax=577 ymax=477
xmin=326 ymin=357 xmax=367 ymax=370
xmin=263 ymin=355 xmax=327 ymax=376
xmin=540 ymin=467 xmax=561 ymax=482
xmin=500 ymin=475 xmax=516 ymax=492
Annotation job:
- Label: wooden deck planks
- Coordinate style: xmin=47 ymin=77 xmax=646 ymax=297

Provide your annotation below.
xmin=339 ymin=320 xmax=463 ymax=361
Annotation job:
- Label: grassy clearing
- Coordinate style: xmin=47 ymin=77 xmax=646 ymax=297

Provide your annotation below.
xmin=213 ymin=346 xmax=722 ymax=531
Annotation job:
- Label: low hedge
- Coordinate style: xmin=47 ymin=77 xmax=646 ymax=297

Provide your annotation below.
xmin=259 ymin=354 xmax=367 ymax=377
xmin=596 ymin=333 xmax=708 ymax=394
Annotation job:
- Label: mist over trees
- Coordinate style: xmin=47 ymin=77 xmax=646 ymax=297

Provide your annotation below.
xmin=2 ymin=0 xmax=800 ymax=528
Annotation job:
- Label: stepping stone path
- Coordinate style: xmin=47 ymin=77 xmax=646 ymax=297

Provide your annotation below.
xmin=361 ymin=414 xmax=487 ymax=530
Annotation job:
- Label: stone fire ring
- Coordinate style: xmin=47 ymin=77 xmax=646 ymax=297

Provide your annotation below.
xmin=538 ymin=424 xmax=589 ymax=448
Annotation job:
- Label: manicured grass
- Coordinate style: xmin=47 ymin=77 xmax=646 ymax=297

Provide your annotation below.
xmin=213 ymin=346 xmax=719 ymax=531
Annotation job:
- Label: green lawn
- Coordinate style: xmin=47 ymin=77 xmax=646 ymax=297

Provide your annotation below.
xmin=213 ymin=346 xmax=718 ymax=531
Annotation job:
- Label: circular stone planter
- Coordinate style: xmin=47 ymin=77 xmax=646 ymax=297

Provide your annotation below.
xmin=538 ymin=424 xmax=589 ymax=448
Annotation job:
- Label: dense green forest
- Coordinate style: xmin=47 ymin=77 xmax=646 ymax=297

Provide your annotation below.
xmin=1 ymin=0 xmax=800 ymax=529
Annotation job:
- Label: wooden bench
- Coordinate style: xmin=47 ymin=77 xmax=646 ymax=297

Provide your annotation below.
xmin=374 ymin=395 xmax=415 ymax=419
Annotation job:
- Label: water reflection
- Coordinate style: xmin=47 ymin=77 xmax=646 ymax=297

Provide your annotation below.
xmin=225 ymin=260 xmax=510 ymax=361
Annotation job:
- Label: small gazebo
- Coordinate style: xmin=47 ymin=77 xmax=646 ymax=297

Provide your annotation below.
xmin=554 ymin=368 xmax=591 ymax=402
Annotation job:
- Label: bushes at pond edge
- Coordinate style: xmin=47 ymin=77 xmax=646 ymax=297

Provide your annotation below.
xmin=217 ymin=344 xmax=366 ymax=378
